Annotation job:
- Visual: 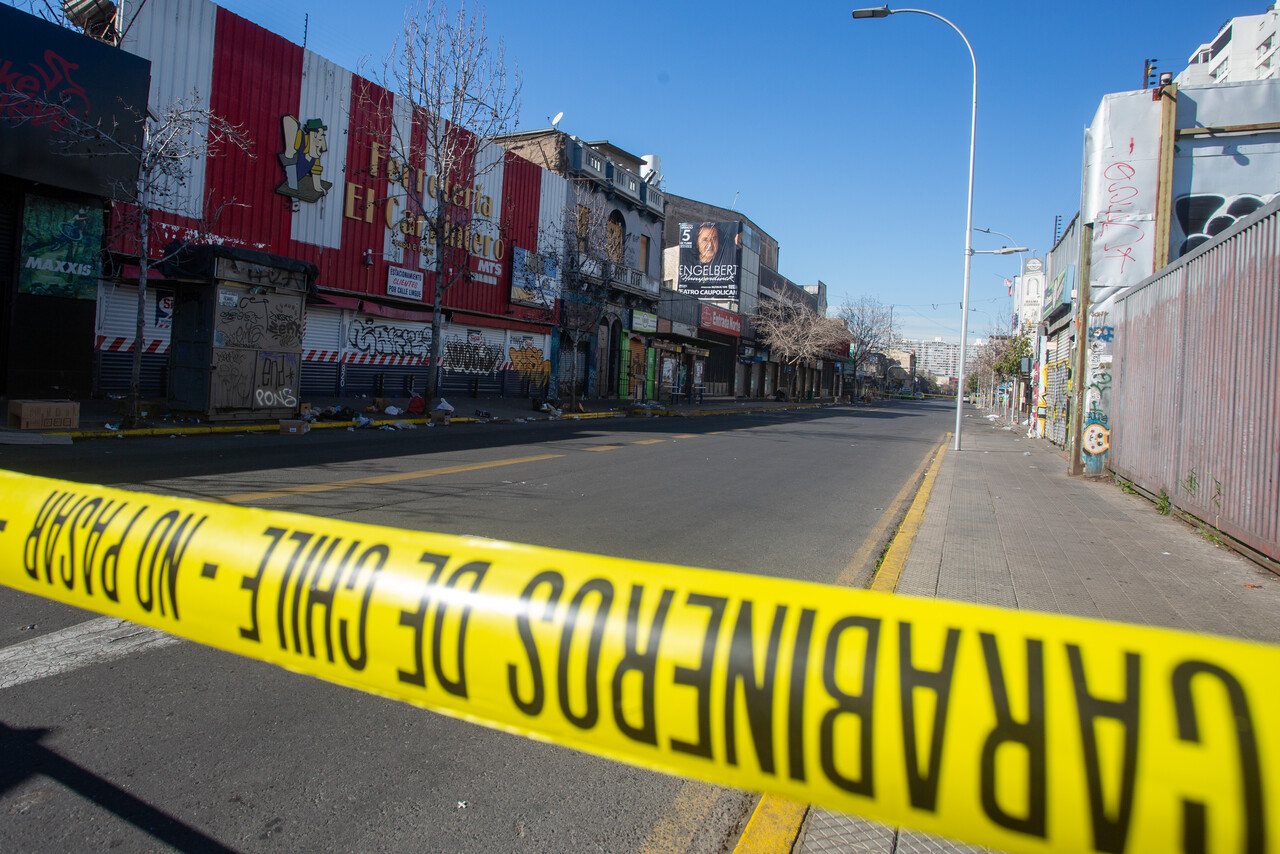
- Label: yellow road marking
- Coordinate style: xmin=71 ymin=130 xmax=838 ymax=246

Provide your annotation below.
xmin=218 ymin=454 xmax=564 ymax=503
xmin=637 ymin=781 xmax=722 ymax=854
xmin=673 ymin=434 xmax=697 ymax=439
xmin=633 ymin=439 xmax=666 ymax=445
xmin=584 ymin=445 xmax=623 ymax=452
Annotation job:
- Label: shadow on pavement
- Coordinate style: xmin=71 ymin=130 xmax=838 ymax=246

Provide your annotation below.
xmin=1 ymin=721 xmax=241 ymax=854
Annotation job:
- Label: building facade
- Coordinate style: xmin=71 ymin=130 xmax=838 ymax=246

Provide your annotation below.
xmin=3 ymin=0 xmax=678 ymax=409
xmin=494 ymin=129 xmax=665 ymax=401
xmin=660 ymin=194 xmax=839 ymax=400
xmin=1177 ymin=4 xmax=1279 ymax=85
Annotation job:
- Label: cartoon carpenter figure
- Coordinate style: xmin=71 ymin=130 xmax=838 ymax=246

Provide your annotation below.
xmin=277 ymin=115 xmax=333 ymax=203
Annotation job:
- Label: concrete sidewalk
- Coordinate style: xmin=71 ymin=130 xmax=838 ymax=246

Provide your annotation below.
xmin=793 ymin=411 xmax=1280 ymax=853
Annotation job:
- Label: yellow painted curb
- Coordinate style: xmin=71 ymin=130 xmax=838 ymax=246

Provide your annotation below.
xmin=870 ymin=440 xmax=947 ymax=593
xmin=732 ymin=796 xmax=808 ymax=853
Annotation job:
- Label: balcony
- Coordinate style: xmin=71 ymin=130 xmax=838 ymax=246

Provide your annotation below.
xmin=606 ymin=163 xmax=642 ymax=204
xmin=640 ymin=182 xmax=664 ymax=218
xmin=568 ymin=253 xmax=659 ymax=298
xmin=611 ymin=265 xmax=659 ymax=298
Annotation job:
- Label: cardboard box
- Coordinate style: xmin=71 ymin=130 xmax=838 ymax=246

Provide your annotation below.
xmin=7 ymin=400 xmax=80 ymax=430
xmin=279 ymin=419 xmax=310 ymax=435
xmin=299 ymin=402 xmax=312 ymax=416
xmin=430 ymin=411 xmax=451 ymax=426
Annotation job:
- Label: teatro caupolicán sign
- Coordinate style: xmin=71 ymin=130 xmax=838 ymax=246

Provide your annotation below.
xmin=341 ymin=140 xmax=507 ymax=285
xmin=0 ymin=3 xmax=151 ymax=198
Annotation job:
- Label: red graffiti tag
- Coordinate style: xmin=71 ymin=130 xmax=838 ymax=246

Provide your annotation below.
xmin=1096 ymin=161 xmax=1146 ymax=273
xmin=0 ymin=50 xmax=91 ymax=130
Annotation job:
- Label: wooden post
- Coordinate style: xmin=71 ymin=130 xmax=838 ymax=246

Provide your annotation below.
xmin=1152 ymin=83 xmax=1179 ymax=271
xmin=1068 ymin=223 xmax=1094 ymax=477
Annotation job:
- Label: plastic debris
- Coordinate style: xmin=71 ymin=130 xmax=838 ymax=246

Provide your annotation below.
xmin=384 ymin=406 xmax=402 ymax=416
xmin=1244 ymin=583 xmax=1263 ymax=588
xmin=435 ymin=398 xmax=455 ymax=413
xmin=392 ymin=421 xmax=417 ymax=430
xmin=105 ymin=423 xmax=120 ymax=431
xmin=1024 ymin=451 xmax=1032 ymax=456
xmin=475 ymin=409 xmax=492 ymax=419
xmin=457 ymin=801 xmax=468 ymax=810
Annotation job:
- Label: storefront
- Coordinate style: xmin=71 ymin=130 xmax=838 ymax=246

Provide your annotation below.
xmin=625 ymin=309 xmax=658 ymax=400
xmin=0 ymin=5 xmax=150 ymax=397
xmin=697 ymin=303 xmax=740 ymax=397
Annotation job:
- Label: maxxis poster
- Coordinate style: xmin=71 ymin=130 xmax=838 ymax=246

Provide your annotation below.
xmin=18 ymin=195 xmax=103 ymax=299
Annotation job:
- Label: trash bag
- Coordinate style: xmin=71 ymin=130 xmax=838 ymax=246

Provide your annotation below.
xmin=407 ymin=395 xmax=426 ymax=415
xmin=435 ymin=398 xmax=455 ymax=413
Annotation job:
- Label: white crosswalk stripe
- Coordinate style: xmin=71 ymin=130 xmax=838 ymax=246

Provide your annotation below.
xmin=0 ymin=617 xmax=181 ymax=690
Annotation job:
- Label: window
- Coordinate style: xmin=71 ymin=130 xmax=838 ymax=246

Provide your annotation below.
xmin=607 ymin=211 xmax=625 ymax=264
xmin=639 ymin=235 xmax=650 ymax=274
xmin=576 ymin=205 xmax=589 ymax=253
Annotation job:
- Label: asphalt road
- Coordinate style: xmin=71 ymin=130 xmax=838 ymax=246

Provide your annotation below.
xmin=0 ymin=400 xmax=952 ymax=853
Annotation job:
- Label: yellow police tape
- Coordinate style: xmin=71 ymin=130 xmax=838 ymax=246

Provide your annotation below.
xmin=1 ymin=469 xmax=1276 ymax=854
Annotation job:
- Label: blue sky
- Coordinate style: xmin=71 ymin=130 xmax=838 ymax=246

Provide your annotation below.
xmin=154 ymin=2 xmax=1247 ymax=339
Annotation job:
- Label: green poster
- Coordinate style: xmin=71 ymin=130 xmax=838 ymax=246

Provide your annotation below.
xmin=18 ymin=196 xmax=103 ymax=300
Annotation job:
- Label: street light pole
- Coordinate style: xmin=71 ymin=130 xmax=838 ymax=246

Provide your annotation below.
xmin=851 ymin=5 xmax=976 ymax=450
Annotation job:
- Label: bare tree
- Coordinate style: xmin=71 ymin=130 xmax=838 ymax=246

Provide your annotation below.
xmin=365 ymin=0 xmax=521 ymax=402
xmin=545 ymin=181 xmax=624 ymax=411
xmin=838 ymin=296 xmax=893 ymax=401
xmin=752 ymin=299 xmax=849 ymax=400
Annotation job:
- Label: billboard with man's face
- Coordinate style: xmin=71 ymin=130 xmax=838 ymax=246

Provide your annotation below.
xmin=677 ymin=221 xmax=742 ymax=299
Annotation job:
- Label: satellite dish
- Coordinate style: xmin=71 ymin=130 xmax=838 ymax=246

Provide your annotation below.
xmin=551 ymin=111 xmax=564 ymax=128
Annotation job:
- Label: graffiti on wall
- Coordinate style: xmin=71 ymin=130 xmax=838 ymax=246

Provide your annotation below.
xmin=508 ymin=336 xmax=550 ymax=388
xmin=1082 ymin=404 xmax=1112 ymax=463
xmin=254 ymin=352 xmax=298 ymax=409
xmin=216 ymin=293 xmax=303 ymax=351
xmin=347 ymin=318 xmax=432 ymax=360
xmin=1082 ymin=311 xmax=1114 ymax=474
xmin=210 ymin=349 xmax=298 ymax=410
xmin=211 ymin=348 xmax=253 ymax=409
xmin=1175 ymin=193 xmax=1276 ymax=257
xmin=444 ymin=329 xmax=503 ymax=375
xmin=1045 ymin=357 xmax=1071 ymax=448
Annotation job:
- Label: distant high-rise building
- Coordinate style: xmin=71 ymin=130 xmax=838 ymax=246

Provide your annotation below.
xmin=1177 ymin=4 xmax=1279 ymax=85
xmin=900 ymin=338 xmax=962 ymax=381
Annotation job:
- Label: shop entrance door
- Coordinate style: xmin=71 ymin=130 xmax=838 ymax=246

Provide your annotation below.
xmin=628 ymin=345 xmax=647 ymax=400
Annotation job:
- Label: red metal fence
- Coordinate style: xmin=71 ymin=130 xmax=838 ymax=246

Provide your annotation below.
xmin=1111 ymin=197 xmax=1280 ymax=565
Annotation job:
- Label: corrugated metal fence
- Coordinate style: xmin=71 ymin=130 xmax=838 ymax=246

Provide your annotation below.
xmin=1111 ymin=197 xmax=1280 ymax=564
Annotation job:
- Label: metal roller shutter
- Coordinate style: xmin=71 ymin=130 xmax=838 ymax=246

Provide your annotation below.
xmin=502 ymin=331 xmax=551 ymax=399
xmin=94 ymin=281 xmax=172 ymax=396
xmin=440 ymin=324 xmax=505 ymax=398
xmin=301 ymin=306 xmax=343 ymax=397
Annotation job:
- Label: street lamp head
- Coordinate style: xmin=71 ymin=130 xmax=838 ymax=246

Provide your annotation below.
xmin=993 ymin=246 xmax=1029 ymax=255
xmin=851 ymin=6 xmax=893 ymax=18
